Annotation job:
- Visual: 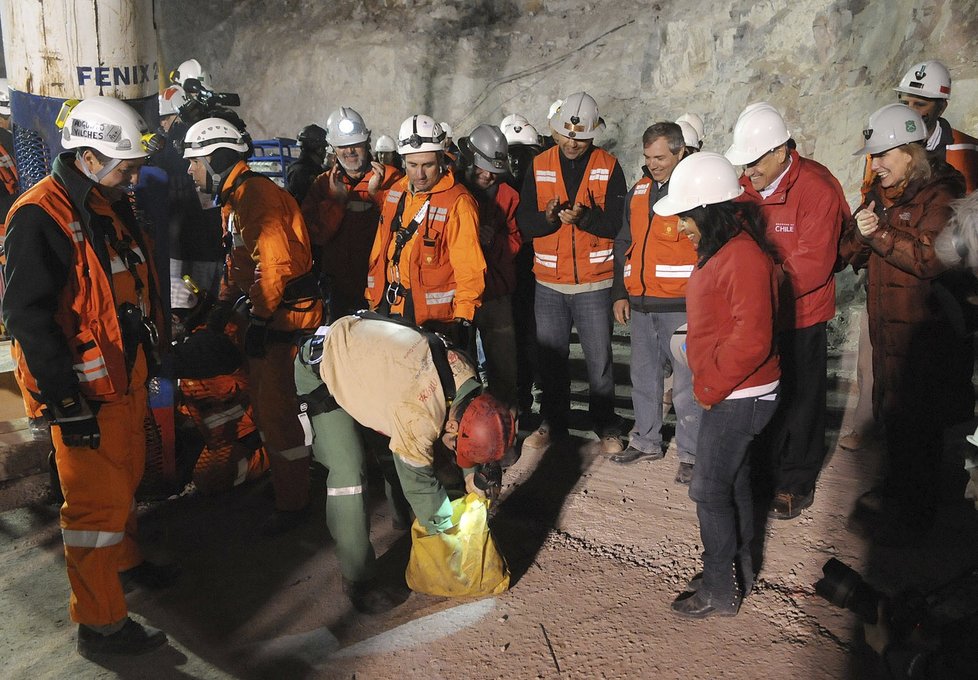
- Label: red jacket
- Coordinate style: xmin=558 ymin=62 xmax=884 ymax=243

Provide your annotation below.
xmin=686 ymin=232 xmax=781 ymax=406
xmin=737 ymin=150 xmax=848 ymax=330
xmin=474 ymin=181 xmax=522 ymax=300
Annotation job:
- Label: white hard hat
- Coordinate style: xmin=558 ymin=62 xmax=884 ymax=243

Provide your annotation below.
xmin=170 ymin=58 xmax=211 ymax=89
xmin=396 ymin=115 xmax=446 ymax=155
xmin=504 ymin=120 xmax=540 ymax=147
xmin=675 ymin=112 xmax=705 ymax=141
xmin=325 ymin=107 xmax=370 ymax=147
xmin=551 ymin=92 xmax=602 ymax=140
xmin=669 ymin=323 xmax=688 ymax=368
xmin=547 ymin=100 xmax=564 ymax=122
xmin=853 ymin=103 xmax=927 ymax=156
xmin=724 ymin=103 xmax=791 ymax=166
xmin=500 ymin=113 xmax=530 ymax=130
xmin=159 ymin=85 xmax=187 ymax=117
xmin=894 ymin=60 xmax=952 ymax=100
xmin=652 ymin=152 xmax=744 ymax=216
xmin=676 ymin=121 xmax=701 ymax=150
xmin=0 ymin=78 xmax=10 ymax=116
xmin=440 ymin=122 xmax=454 ymax=139
xmin=182 ymin=117 xmax=249 ymax=158
xmin=57 ymin=96 xmax=160 ymax=159
xmin=465 ymin=124 xmax=509 ymax=174
xmin=375 ymin=134 xmax=397 ymax=153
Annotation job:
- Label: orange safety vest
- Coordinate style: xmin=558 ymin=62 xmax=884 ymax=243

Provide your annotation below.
xmin=365 ymin=172 xmax=485 ymax=324
xmin=947 ymin=128 xmax=978 ymax=195
xmin=9 ymin=176 xmax=148 ymax=407
xmin=531 ymin=146 xmax=617 ymax=284
xmin=623 ymin=177 xmax=696 ymax=298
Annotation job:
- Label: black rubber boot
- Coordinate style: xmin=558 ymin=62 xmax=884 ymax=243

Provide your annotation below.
xmin=76 ymin=618 xmax=167 ymax=659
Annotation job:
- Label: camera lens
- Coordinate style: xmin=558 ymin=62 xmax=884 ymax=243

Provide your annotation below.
xmin=815 ymin=558 xmax=880 ymax=623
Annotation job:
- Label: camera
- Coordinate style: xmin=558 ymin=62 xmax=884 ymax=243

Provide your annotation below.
xmin=178 ymin=77 xmax=243 ymax=126
xmin=815 ymin=557 xmax=882 ymax=623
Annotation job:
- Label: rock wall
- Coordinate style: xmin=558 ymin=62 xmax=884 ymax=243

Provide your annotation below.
xmin=159 ymin=0 xmax=978 ymax=200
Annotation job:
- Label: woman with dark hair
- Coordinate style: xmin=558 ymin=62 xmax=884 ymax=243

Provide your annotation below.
xmin=840 ymin=104 xmax=973 ymax=545
xmin=653 ymin=152 xmax=781 ymax=618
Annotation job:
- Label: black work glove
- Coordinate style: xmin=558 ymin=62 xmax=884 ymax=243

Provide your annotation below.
xmin=453 ymin=317 xmax=473 ymax=350
xmin=244 ymin=316 xmax=269 ymax=359
xmin=44 ymin=393 xmax=100 ymax=449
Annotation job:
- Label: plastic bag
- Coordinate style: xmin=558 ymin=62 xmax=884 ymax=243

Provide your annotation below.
xmin=405 ymin=492 xmax=510 ymax=597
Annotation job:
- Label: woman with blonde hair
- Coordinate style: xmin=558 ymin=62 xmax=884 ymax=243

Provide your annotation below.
xmin=840 ymin=104 xmax=973 ymax=545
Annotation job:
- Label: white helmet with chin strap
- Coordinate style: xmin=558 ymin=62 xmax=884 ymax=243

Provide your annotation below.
xmin=182 ymin=117 xmax=249 ymax=158
xmin=182 ymin=117 xmax=249 ymax=195
xmin=57 ymin=96 xmax=162 ymax=182
xmin=325 ymin=107 xmax=370 ymax=147
xmin=894 ymin=60 xmax=952 ymax=100
xmin=396 ymin=115 xmax=446 ymax=155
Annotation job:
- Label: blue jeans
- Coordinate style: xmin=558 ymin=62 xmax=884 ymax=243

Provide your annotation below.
xmin=689 ymin=391 xmax=778 ymax=598
xmin=534 ymin=283 xmax=617 ymax=433
xmin=628 ymin=309 xmax=700 ymax=463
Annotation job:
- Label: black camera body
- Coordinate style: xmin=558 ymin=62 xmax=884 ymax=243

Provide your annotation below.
xmin=178 ymin=78 xmax=243 ymax=126
xmin=815 ymin=558 xmax=928 ymax=641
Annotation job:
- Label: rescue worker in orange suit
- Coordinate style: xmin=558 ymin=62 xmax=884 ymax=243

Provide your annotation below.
xmin=183 ymin=117 xmax=325 ymax=535
xmin=365 ymin=114 xmax=486 ymax=346
xmin=294 ymin=313 xmax=515 ymax=610
xmin=516 ymin=92 xmax=628 ymax=453
xmin=302 ymin=107 xmax=402 ymax=319
xmin=460 ymin=124 xmax=522 ymax=409
xmin=2 ymin=97 xmax=175 ymax=659
xmin=611 ymin=122 xmax=702 ymax=485
xmin=725 ymin=103 xmax=849 ymax=520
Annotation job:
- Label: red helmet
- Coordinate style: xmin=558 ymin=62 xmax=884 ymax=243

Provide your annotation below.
xmin=454 ymin=393 xmax=515 ymax=468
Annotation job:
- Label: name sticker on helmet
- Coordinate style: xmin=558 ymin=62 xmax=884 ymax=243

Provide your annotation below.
xmin=70 ymin=119 xmax=122 ymax=143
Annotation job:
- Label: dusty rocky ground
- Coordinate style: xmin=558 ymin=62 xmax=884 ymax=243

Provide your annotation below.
xmin=2 ymin=344 xmax=978 ymax=680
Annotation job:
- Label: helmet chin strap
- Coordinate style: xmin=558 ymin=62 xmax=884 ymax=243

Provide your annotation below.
xmin=202 ymin=156 xmax=227 ymax=197
xmin=77 ymin=151 xmax=122 ymax=183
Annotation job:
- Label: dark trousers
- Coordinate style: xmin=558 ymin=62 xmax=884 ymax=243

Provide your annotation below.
xmin=690 ymin=392 xmax=779 ymax=598
xmin=769 ymin=322 xmax=827 ymax=496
